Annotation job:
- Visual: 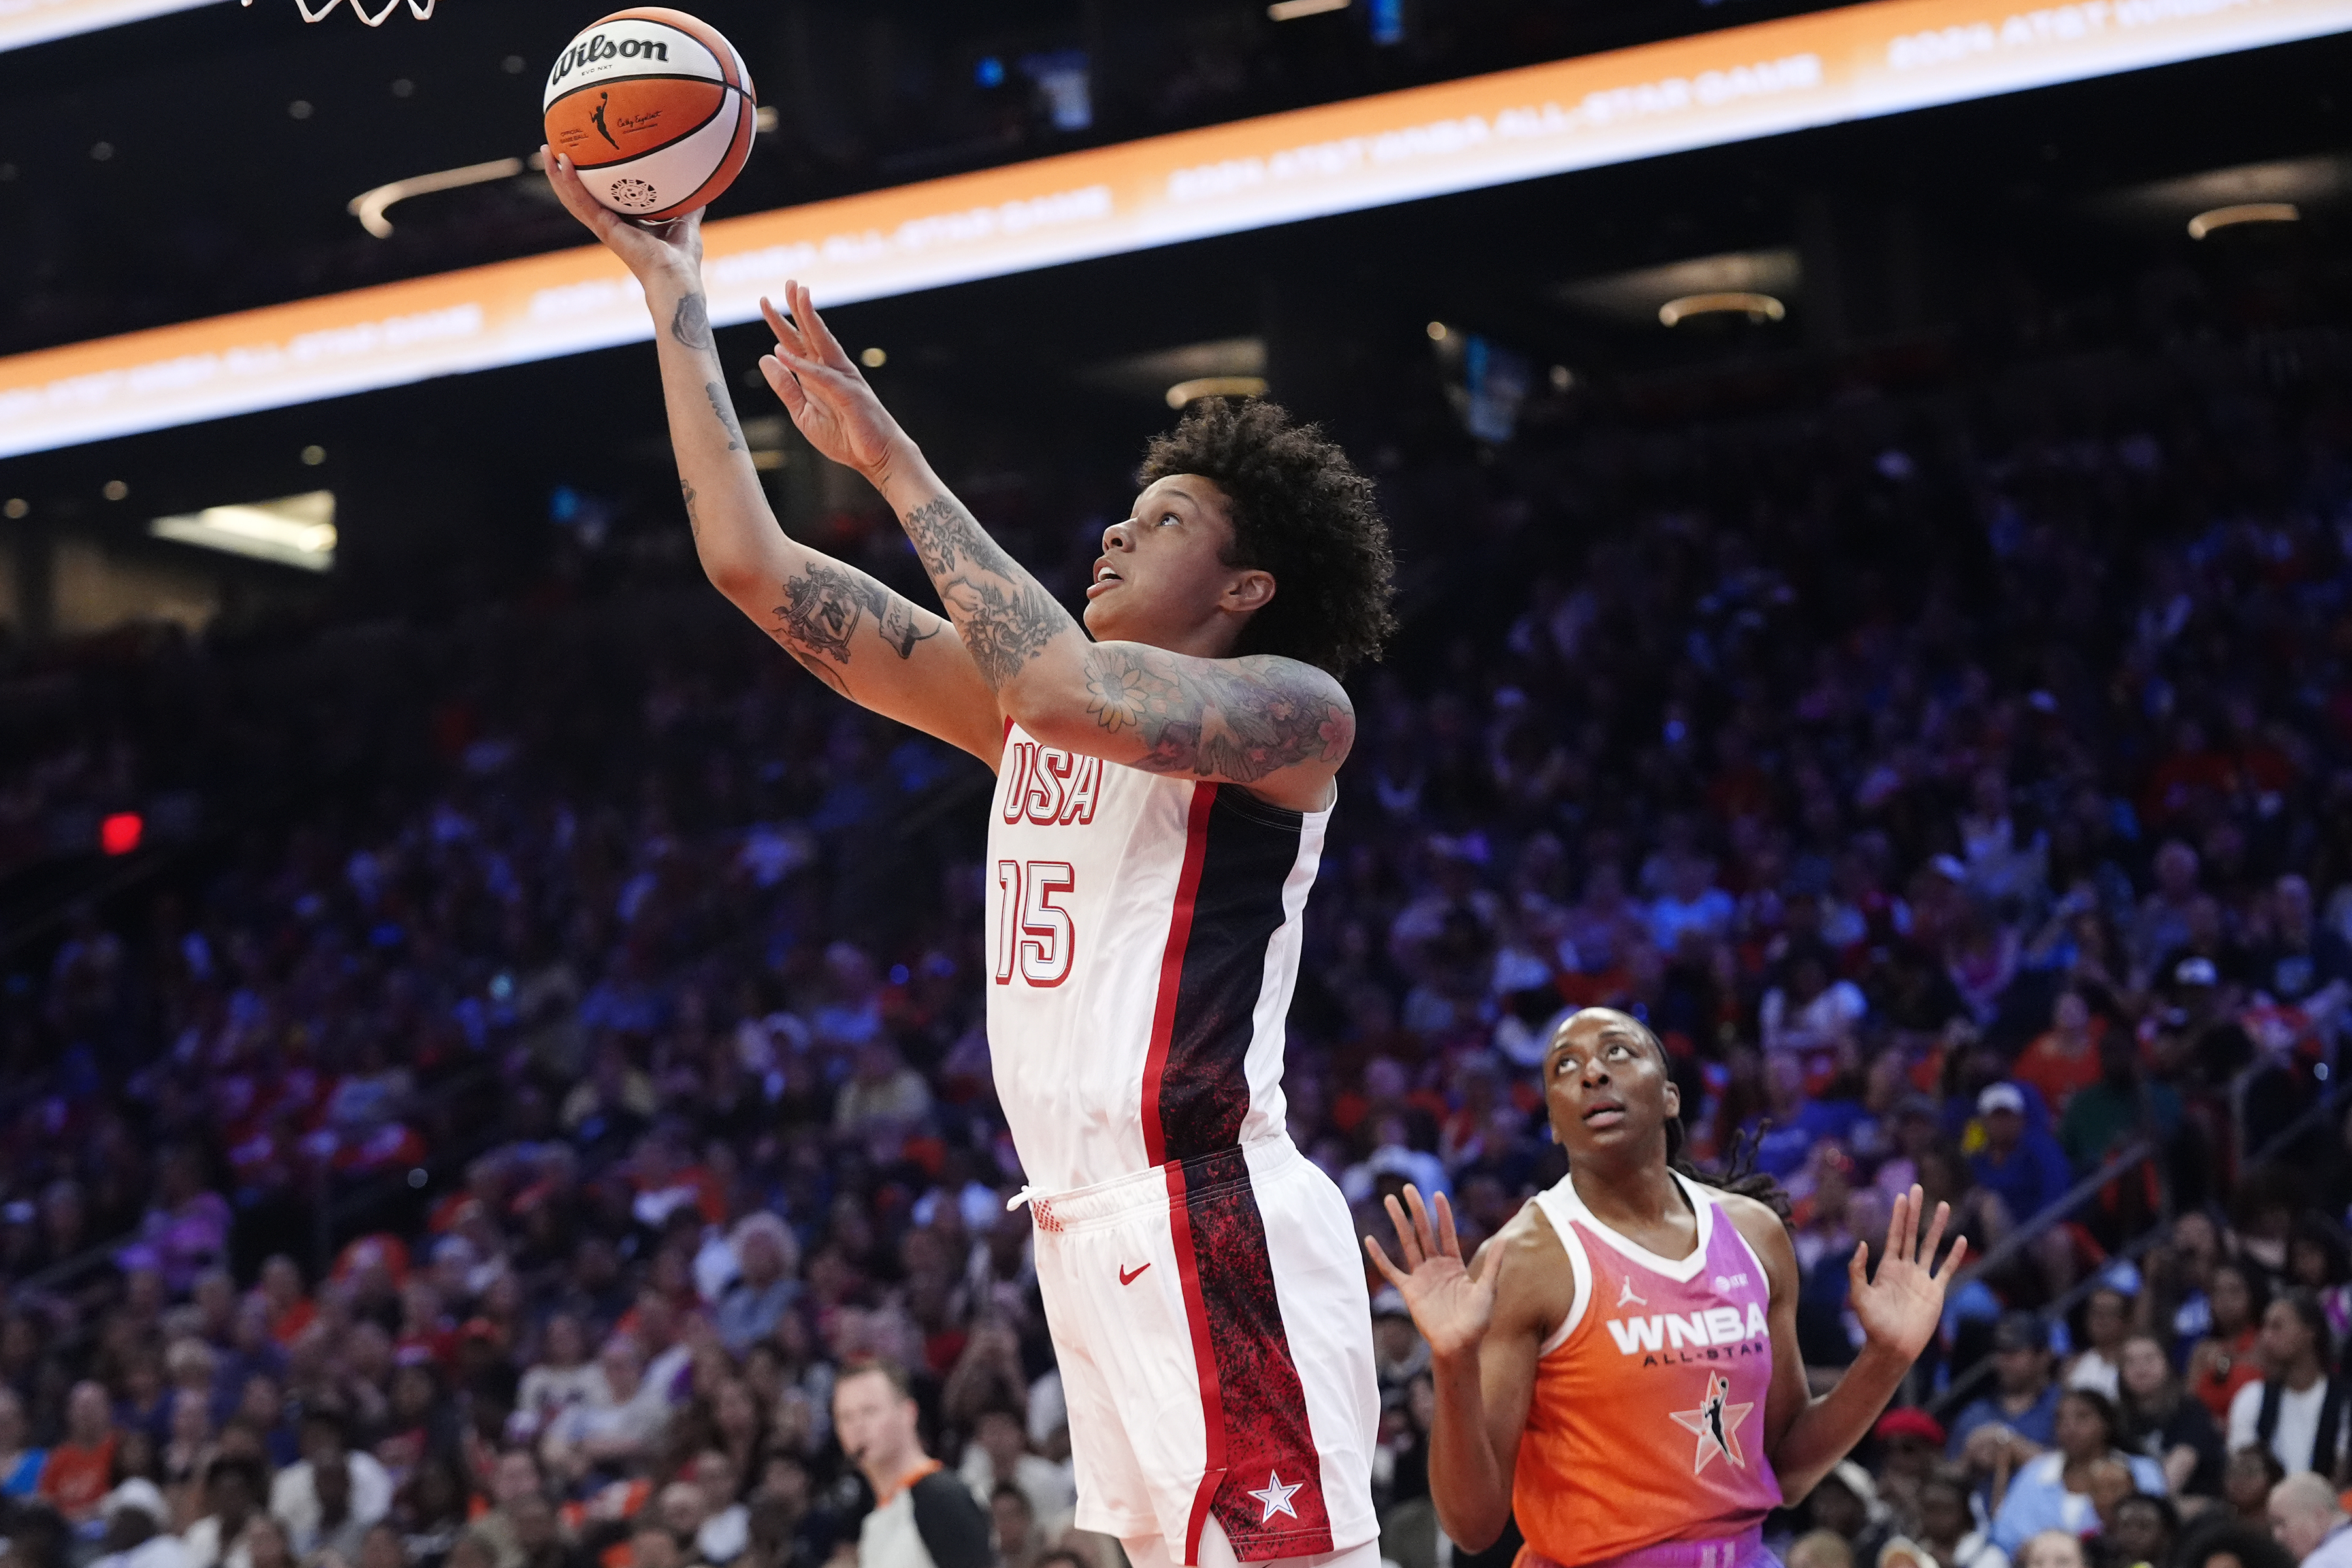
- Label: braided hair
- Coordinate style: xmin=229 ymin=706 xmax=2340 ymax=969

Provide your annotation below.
xmin=1667 ymin=1112 xmax=1795 ymax=1226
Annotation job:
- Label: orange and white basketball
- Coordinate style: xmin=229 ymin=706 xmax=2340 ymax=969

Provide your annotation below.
xmin=543 ymin=8 xmax=755 ymax=223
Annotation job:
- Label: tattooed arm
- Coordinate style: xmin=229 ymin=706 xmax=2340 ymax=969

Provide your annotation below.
xmin=543 ymin=154 xmax=1004 ymax=764
xmin=760 ymin=284 xmax=1353 ymax=812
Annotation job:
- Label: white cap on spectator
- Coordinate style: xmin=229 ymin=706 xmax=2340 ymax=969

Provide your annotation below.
xmin=103 ymin=1478 xmax=169 ymax=1526
xmin=1976 ymin=1083 xmax=2027 ymax=1117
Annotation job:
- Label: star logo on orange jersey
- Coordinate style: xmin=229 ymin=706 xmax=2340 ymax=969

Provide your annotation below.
xmin=1669 ymin=1372 xmax=1754 ymax=1475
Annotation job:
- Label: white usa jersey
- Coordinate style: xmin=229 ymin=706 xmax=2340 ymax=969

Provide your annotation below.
xmin=985 ymin=721 xmax=1331 ymax=1193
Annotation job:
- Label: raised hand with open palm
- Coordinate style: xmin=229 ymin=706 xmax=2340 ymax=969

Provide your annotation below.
xmin=1850 ymin=1183 xmax=1966 ymax=1360
xmin=1365 ymin=1184 xmax=1503 ymax=1365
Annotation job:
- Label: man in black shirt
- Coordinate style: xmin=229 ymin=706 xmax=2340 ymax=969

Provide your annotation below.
xmin=834 ymin=1361 xmax=994 ymax=1568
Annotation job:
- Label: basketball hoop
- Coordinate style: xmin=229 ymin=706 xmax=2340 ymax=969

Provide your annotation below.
xmin=240 ymin=0 xmax=436 ymax=22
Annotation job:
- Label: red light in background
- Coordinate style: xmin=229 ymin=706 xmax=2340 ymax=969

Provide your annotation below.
xmin=100 ymin=813 xmax=143 ymax=856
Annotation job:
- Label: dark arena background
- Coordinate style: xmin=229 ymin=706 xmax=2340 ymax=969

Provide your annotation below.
xmin=3 ymin=0 xmax=2352 ymax=1565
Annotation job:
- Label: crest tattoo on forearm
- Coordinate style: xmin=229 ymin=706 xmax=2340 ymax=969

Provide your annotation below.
xmin=1083 ymin=647 xmax=1351 ymax=783
xmin=772 ymin=560 xmax=939 ymax=679
xmin=898 ymin=495 xmax=1070 ymax=689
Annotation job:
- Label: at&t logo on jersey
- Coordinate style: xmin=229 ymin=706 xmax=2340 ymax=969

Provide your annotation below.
xmin=1607 ymin=1302 xmax=1771 ymax=1365
xmin=1002 ymin=741 xmax=1103 ymax=826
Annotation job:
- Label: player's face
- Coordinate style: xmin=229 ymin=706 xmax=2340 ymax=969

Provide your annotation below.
xmin=1543 ymin=1009 xmax=1678 ymax=1164
xmin=1085 ymin=474 xmax=1265 ymax=645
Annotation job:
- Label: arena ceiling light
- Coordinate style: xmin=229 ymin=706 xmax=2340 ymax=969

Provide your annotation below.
xmin=1560 ymin=248 xmax=1801 ymax=326
xmin=349 ymin=109 xmax=775 ymax=237
xmin=350 ymin=157 xmax=535 ymax=238
xmin=1268 ymin=0 xmax=1350 ymax=17
xmin=149 ymin=491 xmax=337 ymax=571
xmin=2103 ymin=155 xmax=2345 ymax=232
xmin=1081 ymin=337 xmax=1266 ymax=402
xmin=2187 ymin=202 xmax=2301 ymax=238
xmin=1659 ymin=291 xmax=1786 ymax=326
xmin=1165 ymin=376 xmax=1269 ymax=408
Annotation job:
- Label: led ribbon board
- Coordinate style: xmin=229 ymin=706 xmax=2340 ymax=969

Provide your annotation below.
xmin=3 ymin=0 xmax=2348 ymax=456
xmin=0 ymin=0 xmax=222 ymax=53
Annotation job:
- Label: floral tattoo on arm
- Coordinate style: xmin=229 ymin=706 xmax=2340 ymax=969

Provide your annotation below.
xmin=897 ymin=495 xmax=1070 ymax=689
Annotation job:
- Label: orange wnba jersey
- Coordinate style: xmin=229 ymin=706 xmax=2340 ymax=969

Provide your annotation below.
xmin=1513 ymin=1171 xmax=1782 ymax=1567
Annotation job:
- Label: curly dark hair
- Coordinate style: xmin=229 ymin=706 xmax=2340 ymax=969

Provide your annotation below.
xmin=1135 ymin=397 xmax=1396 ymax=678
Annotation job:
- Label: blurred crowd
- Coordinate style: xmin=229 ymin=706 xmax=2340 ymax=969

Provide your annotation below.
xmin=6 ymin=267 xmax=2352 ymax=1568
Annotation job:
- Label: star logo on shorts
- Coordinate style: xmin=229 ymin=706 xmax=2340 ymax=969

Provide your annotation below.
xmin=1669 ymin=1372 xmax=1753 ymax=1475
xmin=1246 ymin=1471 xmax=1301 ymax=1524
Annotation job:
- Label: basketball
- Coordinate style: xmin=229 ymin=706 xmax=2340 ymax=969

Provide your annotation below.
xmin=542 ymin=7 xmax=755 ymax=223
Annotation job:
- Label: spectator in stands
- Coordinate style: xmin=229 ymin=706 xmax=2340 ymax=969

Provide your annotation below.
xmin=2015 ymin=994 xmax=2104 ymax=1119
xmin=269 ymin=1411 xmax=392 ymax=1546
xmin=2191 ymin=1264 xmax=2270 ymax=1424
xmin=1951 ymin=1315 xmax=2064 ymax=1478
xmin=1968 ymin=1086 xmax=2072 ymax=1226
xmin=92 ymin=1480 xmax=189 ymax=1568
xmin=2116 ymin=1333 xmax=2224 ymax=1497
xmin=2285 ymin=1215 xmax=2352 ymax=1347
xmin=2107 ymin=1494 xmax=2176 ymax=1568
xmin=1968 ymin=1085 xmax=2077 ymax=1292
xmin=2226 ymin=1294 xmax=2350 ymax=1478
xmin=41 ymin=1380 xmax=119 ymax=1524
xmin=2065 ymin=1287 xmax=2134 ymax=1401
xmin=2266 ymin=1473 xmax=2352 ymax=1568
xmin=2014 ymin=1531 xmax=2087 ymax=1568
xmin=1989 ymin=1390 xmax=2166 ymax=1553
xmin=2226 ymin=1447 xmax=2291 ymax=1528
xmin=0 ymin=1387 xmax=45 ymax=1498
xmin=2059 ymin=1035 xmax=2181 ymax=1176
xmin=186 ymin=1455 xmax=269 ymax=1568
xmin=713 ymin=1217 xmax=798 ymax=1357
xmin=1914 ymin=1471 xmax=2006 ymax=1568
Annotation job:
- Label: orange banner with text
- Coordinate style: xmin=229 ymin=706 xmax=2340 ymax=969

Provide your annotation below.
xmin=3 ymin=0 xmax=2346 ymax=456
xmin=0 ymin=0 xmax=220 ymax=53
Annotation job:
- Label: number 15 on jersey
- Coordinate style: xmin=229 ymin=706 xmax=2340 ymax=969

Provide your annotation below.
xmin=995 ymin=860 xmax=1076 ymax=987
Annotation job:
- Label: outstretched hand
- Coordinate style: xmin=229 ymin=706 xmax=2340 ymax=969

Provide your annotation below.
xmin=1850 ymin=1184 xmax=1966 ymax=1361
xmin=757 ymin=282 xmax=912 ymax=485
xmin=1365 ymin=1184 xmax=1501 ymax=1365
xmin=542 ymin=148 xmax=703 ymax=284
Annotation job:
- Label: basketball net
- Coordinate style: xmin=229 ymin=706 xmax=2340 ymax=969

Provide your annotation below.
xmin=240 ymin=0 xmax=436 ymax=22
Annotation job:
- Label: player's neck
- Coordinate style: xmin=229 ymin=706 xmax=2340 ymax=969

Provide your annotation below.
xmin=1103 ymin=608 xmax=1245 ymax=662
xmin=1567 ymin=1156 xmax=1687 ymax=1238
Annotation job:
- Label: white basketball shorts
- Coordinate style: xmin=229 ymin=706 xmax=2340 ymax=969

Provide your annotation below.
xmin=1025 ymin=1135 xmax=1379 ymax=1565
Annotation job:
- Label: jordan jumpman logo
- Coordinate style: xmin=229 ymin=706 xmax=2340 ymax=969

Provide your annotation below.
xmin=1618 ymin=1277 xmax=1648 ymax=1308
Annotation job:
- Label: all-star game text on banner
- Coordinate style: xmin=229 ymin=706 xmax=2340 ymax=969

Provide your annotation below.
xmin=3 ymin=0 xmax=2345 ymax=457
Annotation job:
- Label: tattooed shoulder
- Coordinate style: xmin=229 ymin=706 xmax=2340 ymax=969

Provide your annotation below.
xmin=1081 ymin=648 xmax=1352 ymax=783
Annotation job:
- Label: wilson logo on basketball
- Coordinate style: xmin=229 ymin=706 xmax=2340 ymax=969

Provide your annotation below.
xmin=548 ymin=31 xmax=671 ymax=90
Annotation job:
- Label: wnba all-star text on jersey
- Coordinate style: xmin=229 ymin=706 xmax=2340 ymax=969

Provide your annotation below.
xmin=1000 ymin=740 xmax=1105 ymax=825
xmin=1606 ymin=1301 xmax=1773 ymax=1369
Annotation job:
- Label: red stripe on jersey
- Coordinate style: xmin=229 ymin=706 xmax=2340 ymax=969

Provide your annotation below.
xmin=1166 ymin=1157 xmax=1228 ymax=1568
xmin=1141 ymin=783 xmax=1217 ymax=1167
